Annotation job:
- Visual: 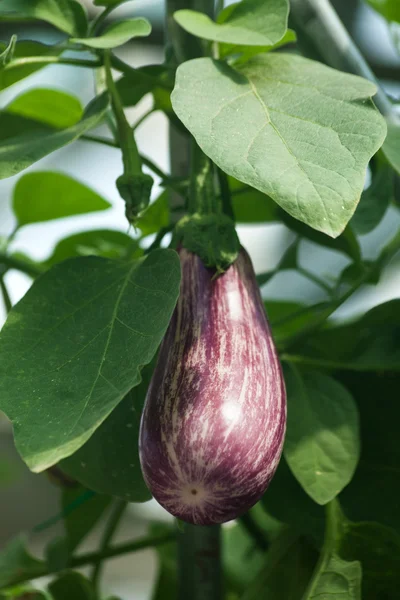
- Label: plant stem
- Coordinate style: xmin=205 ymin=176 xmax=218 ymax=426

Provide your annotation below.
xmin=89 ymin=4 xmax=115 ymax=36
xmin=239 ymin=512 xmax=269 ymax=552
xmin=216 ymin=167 xmax=234 ymax=220
xmin=189 ymin=138 xmax=220 ymax=215
xmin=132 ymin=108 xmax=155 ymax=132
xmin=144 ymin=225 xmax=175 ymax=254
xmin=0 ymin=277 xmax=12 ymax=313
xmin=5 ymin=56 xmax=102 ymax=70
xmin=297 ymin=267 xmax=334 ymax=296
xmin=81 ymin=134 xmax=118 ymax=148
xmin=92 ymin=500 xmax=127 ymax=590
xmin=0 ymin=253 xmax=42 ymax=278
xmin=178 ymin=524 xmax=222 ymax=600
xmin=5 ymin=533 xmax=175 ymax=591
xmin=290 ymin=0 xmax=397 ymax=121
xmin=281 ymin=353 xmax=371 ymax=372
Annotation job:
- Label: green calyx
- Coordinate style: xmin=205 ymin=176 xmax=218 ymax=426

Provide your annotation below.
xmin=176 ymin=212 xmax=240 ymax=273
xmin=116 ymin=172 xmax=154 ymax=222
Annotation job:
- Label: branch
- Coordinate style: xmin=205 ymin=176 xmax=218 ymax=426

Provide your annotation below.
xmin=5 ymin=56 xmax=102 ymax=70
xmin=0 ymin=253 xmax=43 ymax=278
xmin=178 ymin=524 xmax=221 ymax=600
xmin=92 ymin=500 xmax=127 ymax=589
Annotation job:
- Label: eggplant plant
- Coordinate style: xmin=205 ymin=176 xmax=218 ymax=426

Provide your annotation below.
xmin=0 ymin=0 xmax=399 ymax=598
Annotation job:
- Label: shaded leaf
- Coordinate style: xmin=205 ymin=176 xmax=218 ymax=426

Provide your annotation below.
xmin=7 ymin=89 xmax=83 ymax=129
xmin=351 ymin=165 xmax=393 ymax=235
xmin=174 ymin=0 xmax=289 ymax=46
xmin=0 ymin=536 xmax=43 ymax=591
xmin=71 ymin=18 xmax=152 ymax=49
xmin=61 ymin=363 xmax=155 ymax=502
xmin=229 ymin=177 xmax=279 ymax=223
xmin=13 ymin=172 xmax=110 ymax=227
xmin=171 ymin=55 xmax=386 ymax=237
xmin=0 ymin=0 xmax=88 ymax=37
xmin=382 ymin=122 xmax=400 ymax=175
xmin=117 ymin=65 xmax=173 ymax=108
xmin=219 ymin=28 xmax=297 ymax=62
xmin=44 ymin=229 xmax=137 ymax=268
xmin=0 ymin=249 xmax=181 ymax=472
xmin=0 ymin=35 xmax=17 ymax=66
xmin=0 ymin=93 xmax=109 ymax=180
xmin=365 ymin=0 xmax=400 ymax=22
xmin=136 ymin=192 xmax=170 ymax=237
xmin=0 ymin=42 xmax=62 ymax=91
xmin=267 ymin=301 xmax=331 ymax=346
xmin=284 ymin=367 xmax=360 ymax=505
xmin=48 ymin=572 xmax=94 ymax=600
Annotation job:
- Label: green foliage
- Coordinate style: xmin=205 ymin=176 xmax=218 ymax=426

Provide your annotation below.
xmin=0 ymin=0 xmax=88 ymax=37
xmin=283 ymin=367 xmax=360 ymax=505
xmin=172 ymin=55 xmax=386 ymax=237
xmin=71 ymin=18 xmax=152 ymax=49
xmin=0 ymin=42 xmax=62 ymax=91
xmin=219 ymin=28 xmax=297 ymax=62
xmin=365 ymin=0 xmax=400 ymax=22
xmin=0 ymin=537 xmax=44 ymax=591
xmin=351 ymin=163 xmax=393 ymax=234
xmin=136 ymin=192 xmax=170 ymax=237
xmin=0 ymin=36 xmax=17 ymax=67
xmin=48 ymin=572 xmax=95 ymax=600
xmin=60 ymin=363 xmax=154 ymax=501
xmin=0 ymin=249 xmax=181 ymax=472
xmin=7 ymin=89 xmax=83 ymax=129
xmin=174 ymin=0 xmax=289 ymax=46
xmin=382 ymin=122 xmax=400 ymax=175
xmin=13 ymin=172 xmax=110 ymax=228
xmin=0 ymin=94 xmax=109 ymax=180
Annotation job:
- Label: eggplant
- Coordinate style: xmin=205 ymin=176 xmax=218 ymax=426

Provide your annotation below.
xmin=139 ymin=247 xmax=286 ymax=525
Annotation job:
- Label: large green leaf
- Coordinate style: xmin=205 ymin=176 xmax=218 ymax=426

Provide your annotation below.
xmin=284 ymin=367 xmax=360 ymax=505
xmin=174 ymin=0 xmax=289 ymax=46
xmin=0 ymin=0 xmax=88 ymax=36
xmin=61 ymin=362 xmax=154 ymax=502
xmin=44 ymin=229 xmax=137 ymax=268
xmin=0 ymin=42 xmax=62 ymax=91
xmin=365 ymin=0 xmax=400 ymax=22
xmin=338 ymin=371 xmax=400 ymax=535
xmin=0 ymin=249 xmax=181 ymax=472
xmin=7 ymin=89 xmax=83 ymax=129
xmin=0 ymin=536 xmax=44 ymax=591
xmin=13 ymin=172 xmax=110 ymax=227
xmin=171 ymin=55 xmax=386 ymax=237
xmin=71 ymin=18 xmax=152 ymax=49
xmin=291 ymin=299 xmax=400 ymax=372
xmin=351 ymin=164 xmax=393 ymax=235
xmin=382 ymin=122 xmax=400 ymax=175
xmin=0 ymin=93 xmax=109 ymax=180
xmin=48 ymin=572 xmax=94 ymax=600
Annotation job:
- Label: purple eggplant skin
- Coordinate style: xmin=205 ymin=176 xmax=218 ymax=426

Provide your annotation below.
xmin=139 ymin=247 xmax=286 ymax=525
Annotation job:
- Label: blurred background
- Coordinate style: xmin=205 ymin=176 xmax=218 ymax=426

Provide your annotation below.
xmin=0 ymin=0 xmax=399 ymax=597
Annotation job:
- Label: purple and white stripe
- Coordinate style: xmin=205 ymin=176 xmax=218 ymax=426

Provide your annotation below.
xmin=139 ymin=247 xmax=286 ymax=525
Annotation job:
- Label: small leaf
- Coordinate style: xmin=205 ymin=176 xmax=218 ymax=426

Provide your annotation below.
xmin=365 ymin=0 xmax=400 ymax=22
xmin=175 ymin=0 xmax=289 ymax=46
xmin=0 ymin=249 xmax=181 ymax=472
xmin=71 ymin=18 xmax=152 ymax=49
xmin=13 ymin=172 xmax=110 ymax=227
xmin=44 ymin=229 xmax=137 ymax=268
xmin=136 ymin=191 xmax=170 ymax=236
xmin=0 ymin=35 xmax=17 ymax=66
xmin=48 ymin=572 xmax=94 ymax=600
xmin=61 ymin=363 xmax=154 ymax=502
xmin=382 ymin=122 xmax=400 ymax=175
xmin=62 ymin=487 xmax=111 ymax=552
xmin=0 ymin=0 xmax=88 ymax=37
xmin=171 ymin=55 xmax=386 ymax=237
xmin=7 ymin=89 xmax=83 ymax=129
xmin=284 ymin=367 xmax=360 ymax=505
xmin=351 ymin=164 xmax=393 ymax=234
xmin=219 ymin=28 xmax=297 ymax=61
xmin=0 ymin=536 xmax=44 ymax=591
xmin=117 ymin=65 xmax=174 ymax=108
xmin=304 ymin=553 xmax=361 ymax=599
xmin=0 ymin=93 xmax=109 ymax=180
xmin=0 ymin=41 xmax=62 ymax=91
xmin=229 ymin=177 xmax=279 ymax=223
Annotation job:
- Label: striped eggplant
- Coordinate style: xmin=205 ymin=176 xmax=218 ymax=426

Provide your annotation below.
xmin=139 ymin=247 xmax=286 ymax=525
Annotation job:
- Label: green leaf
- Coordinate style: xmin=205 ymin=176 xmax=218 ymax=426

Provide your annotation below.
xmin=94 ymin=0 xmax=130 ymax=6
xmin=0 ymin=249 xmax=181 ymax=472
xmin=117 ymin=65 xmax=174 ymax=108
xmin=0 ymin=0 xmax=88 ymax=37
xmin=284 ymin=367 xmax=360 ymax=505
xmin=229 ymin=177 xmax=279 ymax=223
xmin=0 ymin=93 xmax=109 ymax=180
xmin=382 ymin=122 xmax=400 ymax=175
xmin=262 ymin=457 xmax=325 ymax=543
xmin=7 ymin=89 xmax=83 ymax=129
xmin=292 ymin=299 xmax=400 ymax=372
xmin=219 ymin=28 xmax=297 ymax=62
xmin=0 ymin=587 xmax=50 ymax=599
xmin=267 ymin=301 xmax=331 ymax=346
xmin=224 ymin=522 xmax=265 ymax=595
xmin=171 ymin=55 xmax=386 ymax=237
xmin=338 ymin=371 xmax=400 ymax=534
xmin=13 ymin=172 xmax=110 ymax=227
xmin=136 ymin=191 xmax=170 ymax=236
xmin=61 ymin=487 xmax=111 ymax=552
xmin=44 ymin=229 xmax=137 ymax=268
xmin=48 ymin=572 xmax=94 ymax=600
xmin=0 ymin=35 xmax=17 ymax=66
xmin=351 ymin=164 xmax=393 ymax=235
xmin=60 ymin=363 xmax=154 ymax=502
xmin=0 ymin=536 xmax=44 ymax=591
xmin=339 ymin=521 xmax=400 ymax=600
xmin=71 ymin=18 xmax=151 ymax=49
xmin=365 ymin=0 xmax=400 ymax=22
xmin=0 ymin=41 xmax=62 ymax=91
xmin=174 ymin=0 xmax=289 ymax=46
